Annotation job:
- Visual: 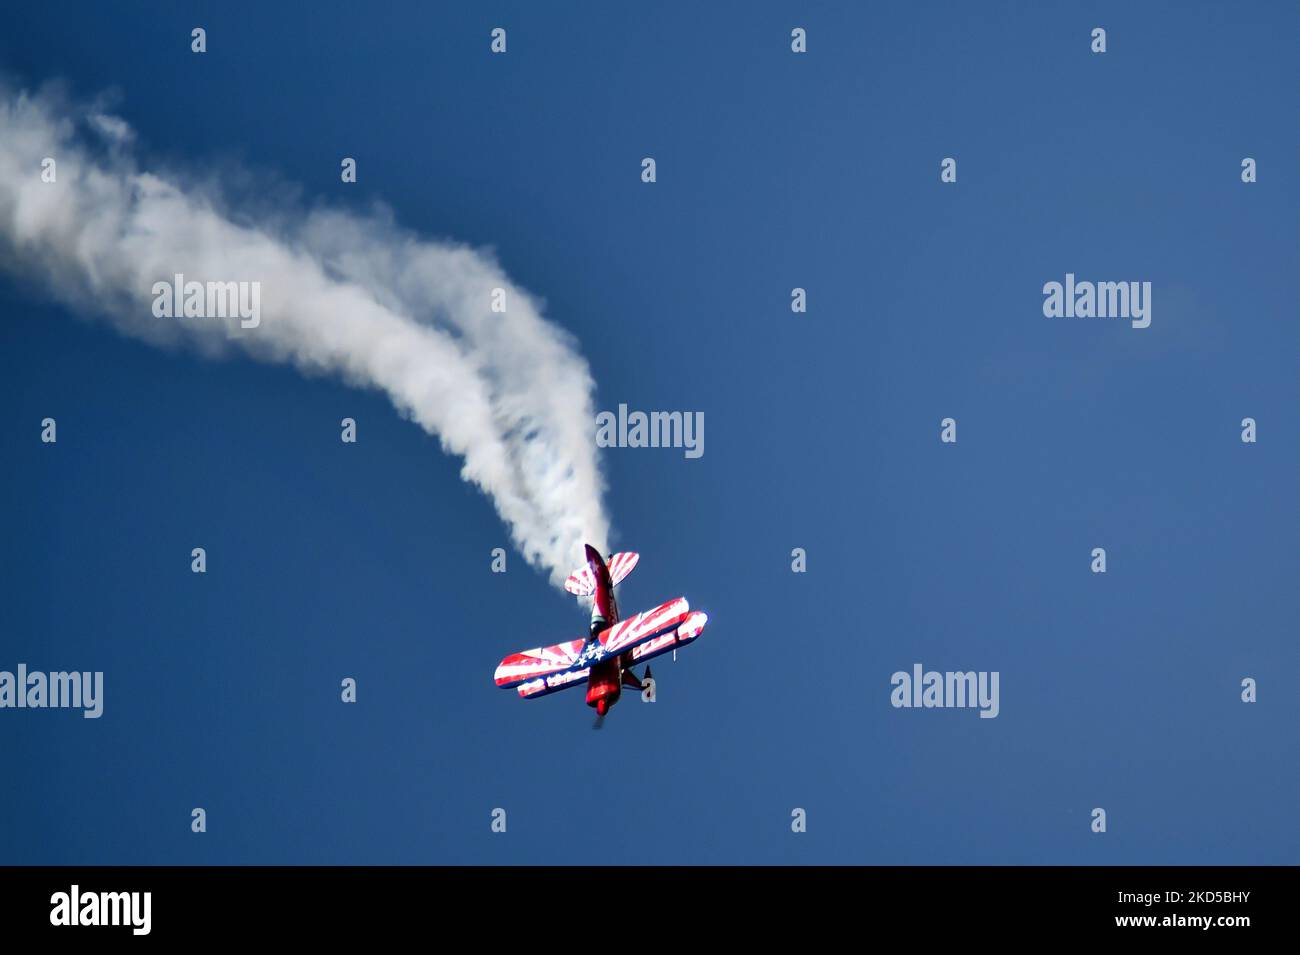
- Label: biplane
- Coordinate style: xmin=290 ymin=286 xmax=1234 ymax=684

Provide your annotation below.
xmin=493 ymin=545 xmax=708 ymax=720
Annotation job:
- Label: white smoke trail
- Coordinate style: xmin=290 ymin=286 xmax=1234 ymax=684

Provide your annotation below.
xmin=0 ymin=82 xmax=608 ymax=584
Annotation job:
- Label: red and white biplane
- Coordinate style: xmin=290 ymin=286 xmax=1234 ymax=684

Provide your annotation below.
xmin=493 ymin=545 xmax=708 ymax=720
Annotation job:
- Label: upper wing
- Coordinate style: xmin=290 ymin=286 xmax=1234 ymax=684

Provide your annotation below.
xmin=630 ymin=611 xmax=708 ymax=665
xmin=494 ymin=638 xmax=585 ymax=688
xmin=606 ymin=551 xmax=639 ymax=587
xmin=599 ymin=597 xmax=692 ymax=655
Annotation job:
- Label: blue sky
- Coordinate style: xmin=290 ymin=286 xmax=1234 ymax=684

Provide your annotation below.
xmin=0 ymin=1 xmax=1296 ymax=864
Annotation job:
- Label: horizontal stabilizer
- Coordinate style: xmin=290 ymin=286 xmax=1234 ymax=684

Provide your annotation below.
xmin=607 ymin=552 xmax=639 ymax=587
xmin=563 ymin=565 xmax=596 ymax=597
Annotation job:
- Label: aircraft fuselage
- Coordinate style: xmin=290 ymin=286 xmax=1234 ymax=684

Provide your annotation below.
xmin=583 ymin=545 xmax=629 ymax=716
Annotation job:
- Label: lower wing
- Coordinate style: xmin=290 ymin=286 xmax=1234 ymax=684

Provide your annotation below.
xmin=515 ymin=666 xmax=591 ymax=700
